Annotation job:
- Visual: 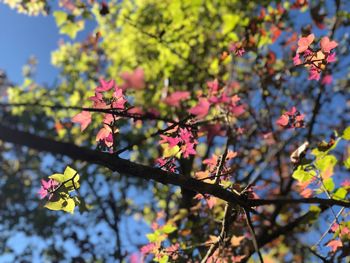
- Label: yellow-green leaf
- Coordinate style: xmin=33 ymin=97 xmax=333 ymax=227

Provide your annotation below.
xmin=45 ymin=196 xmax=76 ymax=214
xmin=333 ymin=188 xmax=347 ymax=200
xmin=343 ymin=127 xmax=350 ymax=140
xmin=53 ymin=11 xmax=68 ymax=27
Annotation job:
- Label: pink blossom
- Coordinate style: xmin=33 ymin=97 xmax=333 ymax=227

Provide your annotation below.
xmin=96 ymin=126 xmax=113 ymax=147
xmin=276 ymin=107 xmax=304 ymax=129
xmin=276 ymin=114 xmax=289 ymax=127
xmin=96 ymin=79 xmax=115 ymax=92
xmin=181 ymin=142 xmax=196 ymax=158
xmin=159 ymin=135 xmax=180 ymax=148
xmin=121 ymin=67 xmax=145 ymax=90
xmin=103 ymin=114 xmax=115 ymax=125
xmin=229 ymin=42 xmax=245 ymax=56
xmin=129 ymin=253 xmax=142 ymax=263
xmin=71 ymin=111 xmax=92 ymax=131
xmin=341 ymin=179 xmax=350 ymax=188
xmin=296 ymin=34 xmax=315 ymax=54
xmin=321 ymin=75 xmax=332 ymax=85
xmin=326 ymin=239 xmax=342 ymax=253
xmin=206 ymin=196 xmax=217 ymax=209
xmin=293 ymin=53 xmax=302 ymax=65
xmin=188 ymin=98 xmax=211 ymax=118
xmin=38 ymin=179 xmax=59 ymax=199
xmin=207 ymin=79 xmax=219 ymax=93
xmin=308 ymin=67 xmax=321 ymax=81
xmin=320 ymin=36 xmax=338 ymax=53
xmin=230 ymin=104 xmax=245 ymax=116
xmin=341 ymin=226 xmax=350 ymax=237
xmin=112 ymin=87 xmax=127 ymax=109
xmin=163 ymin=91 xmax=190 ymax=107
xmin=140 ymin=243 xmax=158 ymax=255
xmin=330 ymin=223 xmax=339 ymax=232
xmin=327 ymin=52 xmax=336 ymax=63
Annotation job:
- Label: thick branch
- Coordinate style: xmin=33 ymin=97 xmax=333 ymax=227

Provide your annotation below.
xmin=0 ymin=124 xmax=349 ymax=210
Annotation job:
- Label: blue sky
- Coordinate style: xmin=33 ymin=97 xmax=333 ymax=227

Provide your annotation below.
xmin=0 ymin=3 xmax=61 ymax=84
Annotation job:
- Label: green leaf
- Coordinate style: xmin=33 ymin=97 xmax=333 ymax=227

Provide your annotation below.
xmin=222 ymin=14 xmax=240 ymax=35
xmin=292 ymin=166 xmax=314 ymax=182
xmin=53 ymin=11 xmax=68 ymax=27
xmin=162 ymin=224 xmax=177 ymax=234
xmin=342 ymin=127 xmax=350 ymax=140
xmin=45 ymin=194 xmax=76 ymax=214
xmin=49 ymin=166 xmax=80 ymax=191
xmin=59 ymin=20 xmax=85 ymax=39
xmin=333 ymin=188 xmax=348 ymax=200
xmin=344 ymin=156 xmax=350 ymax=169
xmin=315 ymin=155 xmax=337 ymax=172
xmin=323 ymin=178 xmax=335 ymax=192
xmin=157 ymin=255 xmax=169 ymax=263
xmin=146 ymin=233 xmax=157 ymax=243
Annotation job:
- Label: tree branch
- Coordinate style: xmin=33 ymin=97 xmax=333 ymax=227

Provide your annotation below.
xmin=0 ymin=124 xmax=349 ymax=210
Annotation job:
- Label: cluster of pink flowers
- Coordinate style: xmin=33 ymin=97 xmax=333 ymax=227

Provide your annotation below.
xmin=188 ymin=79 xmax=245 ymax=119
xmin=229 ymin=42 xmax=245 ymax=57
xmin=38 ymin=179 xmax=59 ymax=200
xmin=71 ymin=78 xmax=128 ymax=150
xmin=293 ymin=34 xmax=337 ymax=81
xmin=276 ymin=106 xmax=305 ymax=129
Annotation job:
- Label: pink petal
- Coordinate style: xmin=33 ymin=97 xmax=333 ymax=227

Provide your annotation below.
xmin=121 ymin=67 xmax=145 ymax=90
xmin=38 ymin=187 xmax=48 ymax=199
xmin=72 ymin=111 xmax=92 ymax=131
xmin=96 ymin=126 xmax=112 ymax=142
xmin=96 ymin=79 xmax=115 ymax=92
xmin=276 ymin=114 xmax=289 ymax=127
xmin=163 ymin=91 xmax=190 ymax=107
xmin=188 ymin=98 xmax=210 ymax=118
xmin=293 ymin=53 xmax=302 ymax=65
xmin=320 ymin=36 xmax=338 ymax=53
xmin=297 ymin=34 xmax=314 ymax=54
xmin=327 ymin=52 xmax=336 ymax=63
xmin=327 ymin=239 xmax=342 ymax=253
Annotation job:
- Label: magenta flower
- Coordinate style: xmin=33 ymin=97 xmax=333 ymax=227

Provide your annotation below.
xmin=38 ymin=179 xmax=59 ymax=199
xmin=308 ymin=67 xmax=321 ymax=81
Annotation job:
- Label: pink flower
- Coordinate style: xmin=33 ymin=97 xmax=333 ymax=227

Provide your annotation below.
xmin=308 ymin=67 xmax=321 ymax=81
xmin=293 ymin=53 xmax=302 ymax=65
xmin=96 ymin=126 xmax=114 ymax=147
xmin=327 ymin=52 xmax=336 ymax=63
xmin=129 ymin=253 xmax=142 ymax=263
xmin=140 ymin=243 xmax=158 ymax=255
xmin=159 ymin=135 xmax=180 ymax=148
xmin=163 ymin=91 xmax=190 ymax=107
xmin=121 ymin=67 xmax=145 ymax=90
xmin=296 ymin=34 xmax=315 ymax=54
xmin=320 ymin=36 xmax=338 ymax=53
xmin=71 ymin=111 xmax=92 ymax=131
xmin=276 ymin=114 xmax=289 ymax=127
xmin=207 ymin=79 xmax=219 ymax=93
xmin=181 ymin=142 xmax=196 ymax=158
xmin=229 ymin=42 xmax=245 ymax=56
xmin=103 ymin=114 xmax=115 ymax=125
xmin=38 ymin=179 xmax=59 ymax=199
xmin=321 ymin=75 xmax=332 ymax=85
xmin=326 ymin=239 xmax=342 ymax=253
xmin=96 ymin=79 xmax=115 ymax=92
xmin=188 ymin=98 xmax=210 ymax=118
xmin=206 ymin=196 xmax=217 ymax=209
xmin=331 ymin=223 xmax=339 ymax=232
xmin=276 ymin=107 xmax=304 ymax=129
